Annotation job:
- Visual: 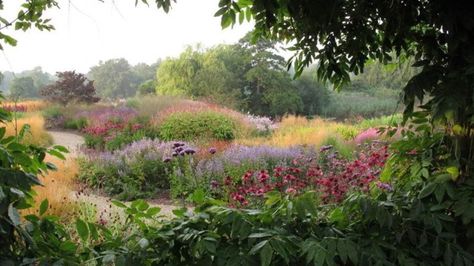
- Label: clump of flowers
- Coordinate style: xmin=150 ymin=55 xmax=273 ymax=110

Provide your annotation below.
xmin=245 ymin=114 xmax=278 ymax=134
xmin=79 ymin=139 xmax=197 ymax=200
xmin=213 ymin=142 xmax=389 ymax=207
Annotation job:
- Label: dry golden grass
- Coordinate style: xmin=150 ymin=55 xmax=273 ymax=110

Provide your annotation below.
xmin=22 ymin=156 xmax=78 ymax=218
xmin=238 ymin=116 xmax=343 ymax=148
xmin=5 ymin=113 xmax=53 ymax=146
xmin=2 ymin=100 xmax=47 ymax=112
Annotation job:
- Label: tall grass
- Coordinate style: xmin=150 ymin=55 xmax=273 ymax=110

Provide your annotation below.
xmin=239 ymin=116 xmax=343 ymax=148
xmin=22 ymin=157 xmax=78 ymax=218
xmin=6 ymin=113 xmax=53 ymax=146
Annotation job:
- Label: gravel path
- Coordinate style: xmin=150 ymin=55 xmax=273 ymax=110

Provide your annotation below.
xmin=48 ymin=130 xmax=179 ymax=218
xmin=48 ymin=131 xmax=84 ymax=156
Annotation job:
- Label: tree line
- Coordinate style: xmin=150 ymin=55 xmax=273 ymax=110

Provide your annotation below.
xmin=0 ymin=33 xmax=414 ymax=118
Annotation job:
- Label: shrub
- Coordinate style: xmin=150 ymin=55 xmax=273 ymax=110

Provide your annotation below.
xmin=159 ymin=111 xmax=238 ymax=141
xmin=64 ymin=117 xmax=88 ymax=130
xmin=78 ymin=139 xmax=195 ymax=200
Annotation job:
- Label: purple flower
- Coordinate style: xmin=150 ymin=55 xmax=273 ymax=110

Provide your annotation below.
xmin=209 ymin=147 xmax=217 ymax=154
xmin=376 ymin=181 xmax=393 ymax=191
xmin=163 ymin=157 xmax=172 ymax=163
xmin=210 ymin=180 xmax=219 ymax=189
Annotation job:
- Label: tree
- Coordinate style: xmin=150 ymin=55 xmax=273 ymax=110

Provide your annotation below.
xmin=40 ymin=71 xmax=100 ymax=106
xmin=88 ymin=58 xmax=136 ymax=98
xmin=9 ymin=76 xmax=37 ymax=99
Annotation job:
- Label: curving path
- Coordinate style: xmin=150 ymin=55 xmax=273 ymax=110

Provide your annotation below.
xmin=48 ymin=130 xmax=179 ymax=218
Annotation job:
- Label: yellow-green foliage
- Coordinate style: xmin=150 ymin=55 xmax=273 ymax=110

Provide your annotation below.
xmin=6 ymin=113 xmax=53 ymax=146
xmin=239 ymin=116 xmax=342 ymax=148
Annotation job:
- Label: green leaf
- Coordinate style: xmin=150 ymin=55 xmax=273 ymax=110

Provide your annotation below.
xmin=446 ymin=166 xmax=459 ymax=181
xmin=59 ymin=241 xmax=77 ymax=253
xmin=0 ymin=127 xmax=6 ymax=139
xmin=260 ymin=243 xmax=273 ymax=266
xmin=7 ymin=142 xmax=26 ymax=151
xmin=76 ymin=219 xmax=89 ymax=242
xmin=146 ymin=207 xmax=161 ymax=216
xmin=39 ymin=199 xmax=48 ymax=216
xmin=249 ymin=232 xmax=273 ymax=238
xmin=53 ymin=145 xmax=69 ymax=153
xmin=8 ymin=204 xmax=21 ymax=226
xmin=0 ymin=187 xmax=5 ymax=201
xmin=221 ymin=12 xmax=233 ymax=28
xmin=419 ymin=183 xmax=437 ymax=199
xmin=112 ymin=200 xmax=127 ymax=208
xmin=249 ymin=240 xmax=269 ymax=255
xmin=48 ymin=149 xmax=65 ymax=160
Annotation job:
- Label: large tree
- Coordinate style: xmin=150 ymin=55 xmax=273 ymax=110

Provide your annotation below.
xmin=40 ymin=71 xmax=100 ymax=106
xmin=88 ymin=58 xmax=136 ymax=99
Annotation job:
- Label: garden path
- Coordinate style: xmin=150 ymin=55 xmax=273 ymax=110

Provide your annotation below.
xmin=48 ymin=130 xmax=178 ymax=218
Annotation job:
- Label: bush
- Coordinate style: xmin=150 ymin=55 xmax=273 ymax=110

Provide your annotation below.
xmin=64 ymin=117 xmax=87 ymax=130
xmin=159 ymin=111 xmax=238 ymax=141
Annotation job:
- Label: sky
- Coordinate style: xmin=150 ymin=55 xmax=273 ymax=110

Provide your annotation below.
xmin=0 ymin=0 xmax=254 ymax=73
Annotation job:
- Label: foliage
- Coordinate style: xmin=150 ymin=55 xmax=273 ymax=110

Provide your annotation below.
xmin=88 ymin=58 xmax=158 ymax=99
xmin=158 ymin=110 xmax=238 ymax=141
xmin=9 ymin=76 xmax=37 ymax=99
xmin=322 ymin=91 xmax=399 ymax=119
xmin=40 ymin=71 xmax=100 ymax=106
xmin=78 ymin=139 xmax=194 ymax=200
xmin=0 ymin=95 xmax=67 ymax=262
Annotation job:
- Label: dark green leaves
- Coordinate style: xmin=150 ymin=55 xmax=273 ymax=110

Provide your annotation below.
xmin=39 ymin=199 xmax=48 ymax=216
xmin=76 ymin=219 xmax=89 ymax=242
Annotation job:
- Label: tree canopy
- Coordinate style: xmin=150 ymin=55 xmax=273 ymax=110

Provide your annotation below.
xmin=40 ymin=71 xmax=100 ymax=106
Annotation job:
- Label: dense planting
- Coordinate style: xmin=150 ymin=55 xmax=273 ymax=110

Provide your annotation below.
xmin=158 ymin=110 xmax=238 ymax=141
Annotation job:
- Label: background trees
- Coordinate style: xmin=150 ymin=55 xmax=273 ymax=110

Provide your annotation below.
xmin=40 ymin=71 xmax=100 ymax=106
xmin=88 ymin=59 xmax=160 ymax=99
xmin=9 ymin=76 xmax=37 ymax=99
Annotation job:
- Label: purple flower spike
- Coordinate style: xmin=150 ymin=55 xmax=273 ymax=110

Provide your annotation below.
xmin=209 ymin=147 xmax=217 ymax=154
xmin=173 ymin=142 xmax=182 ymax=148
xmin=172 ymin=152 xmax=178 ymax=157
xmin=163 ymin=157 xmax=172 ymax=163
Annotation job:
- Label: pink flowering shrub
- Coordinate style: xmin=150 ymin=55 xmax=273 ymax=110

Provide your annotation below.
xmin=354 ymin=127 xmax=380 ymax=144
xmin=211 ymin=142 xmax=389 ymax=207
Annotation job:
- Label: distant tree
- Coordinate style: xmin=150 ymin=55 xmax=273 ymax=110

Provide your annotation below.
xmin=293 ymin=70 xmax=330 ymax=115
xmin=9 ymin=77 xmax=37 ymax=99
xmin=88 ymin=58 xmax=136 ymax=98
xmin=40 ymin=71 xmax=100 ymax=106
xmin=132 ymin=61 xmax=160 ymax=85
xmin=138 ymin=80 xmax=156 ymax=95
xmin=20 ymin=66 xmax=54 ymax=91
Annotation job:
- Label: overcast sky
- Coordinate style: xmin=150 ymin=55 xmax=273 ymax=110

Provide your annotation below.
xmin=0 ymin=0 xmax=254 ymax=73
